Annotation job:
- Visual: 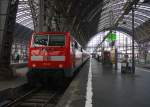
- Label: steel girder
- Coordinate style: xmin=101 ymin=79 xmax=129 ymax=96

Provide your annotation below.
xmin=136 ymin=20 xmax=150 ymax=43
xmin=16 ymin=0 xmax=150 ymax=47
xmin=26 ymin=0 xmax=104 ymax=47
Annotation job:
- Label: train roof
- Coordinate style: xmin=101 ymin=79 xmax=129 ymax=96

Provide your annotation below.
xmin=32 ymin=32 xmax=70 ymax=35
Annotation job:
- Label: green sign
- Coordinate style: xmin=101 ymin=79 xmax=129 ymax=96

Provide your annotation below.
xmin=106 ymin=32 xmax=117 ymax=42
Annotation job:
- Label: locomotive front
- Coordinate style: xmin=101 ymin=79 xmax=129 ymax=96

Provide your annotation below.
xmin=27 ymin=32 xmax=72 ymax=85
xmin=28 ymin=32 xmax=69 ymax=69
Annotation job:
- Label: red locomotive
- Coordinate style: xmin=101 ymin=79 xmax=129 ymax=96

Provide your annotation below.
xmin=27 ymin=32 xmax=89 ymax=85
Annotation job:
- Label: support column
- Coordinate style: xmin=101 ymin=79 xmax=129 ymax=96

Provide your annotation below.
xmin=132 ymin=4 xmax=135 ymax=74
xmin=115 ymin=48 xmax=118 ymax=70
xmin=0 ymin=0 xmax=19 ymax=79
xmin=38 ymin=0 xmax=56 ymax=32
xmin=126 ymin=37 xmax=128 ymax=54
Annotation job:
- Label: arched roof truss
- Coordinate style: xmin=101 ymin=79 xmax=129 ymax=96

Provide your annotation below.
xmin=98 ymin=0 xmax=150 ymax=43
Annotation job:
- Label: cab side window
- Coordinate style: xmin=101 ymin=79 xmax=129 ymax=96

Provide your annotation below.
xmin=81 ymin=48 xmax=83 ymax=52
xmin=74 ymin=41 xmax=78 ymax=49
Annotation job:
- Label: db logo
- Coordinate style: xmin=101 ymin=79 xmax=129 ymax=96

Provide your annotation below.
xmin=39 ymin=49 xmax=48 ymax=56
xmin=31 ymin=49 xmax=48 ymax=56
xmin=31 ymin=50 xmax=40 ymax=55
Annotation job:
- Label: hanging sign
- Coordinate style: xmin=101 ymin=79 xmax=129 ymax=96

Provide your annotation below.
xmin=106 ymin=32 xmax=117 ymax=42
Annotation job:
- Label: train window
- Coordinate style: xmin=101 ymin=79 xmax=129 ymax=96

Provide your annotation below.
xmin=32 ymin=34 xmax=65 ymax=47
xmin=74 ymin=41 xmax=78 ymax=49
xmin=48 ymin=34 xmax=65 ymax=46
xmin=33 ymin=35 xmax=48 ymax=46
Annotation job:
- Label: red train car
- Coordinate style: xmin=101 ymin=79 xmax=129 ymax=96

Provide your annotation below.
xmin=27 ymin=32 xmax=89 ymax=85
xmin=102 ymin=51 xmax=112 ymax=65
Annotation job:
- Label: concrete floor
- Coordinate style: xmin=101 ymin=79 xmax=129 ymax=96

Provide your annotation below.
xmin=57 ymin=58 xmax=150 ymax=107
xmin=92 ymin=59 xmax=150 ymax=107
xmin=0 ymin=67 xmax=27 ymax=91
xmin=15 ymin=67 xmax=28 ymax=77
xmin=56 ymin=60 xmax=89 ymax=107
xmin=1 ymin=59 xmax=150 ymax=107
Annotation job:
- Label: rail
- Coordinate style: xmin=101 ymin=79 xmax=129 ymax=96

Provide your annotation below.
xmin=3 ymin=87 xmax=60 ymax=107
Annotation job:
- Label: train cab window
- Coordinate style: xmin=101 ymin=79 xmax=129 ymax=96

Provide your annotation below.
xmin=33 ymin=35 xmax=48 ymax=46
xmin=32 ymin=34 xmax=65 ymax=47
xmin=74 ymin=41 xmax=78 ymax=49
xmin=48 ymin=34 xmax=65 ymax=46
xmin=81 ymin=48 xmax=83 ymax=52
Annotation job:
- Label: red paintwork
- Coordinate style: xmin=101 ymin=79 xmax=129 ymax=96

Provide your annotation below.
xmin=28 ymin=32 xmax=79 ymax=70
xmin=102 ymin=51 xmax=111 ymax=64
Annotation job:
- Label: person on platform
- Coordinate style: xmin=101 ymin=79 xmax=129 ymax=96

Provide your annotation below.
xmin=15 ymin=52 xmax=20 ymax=63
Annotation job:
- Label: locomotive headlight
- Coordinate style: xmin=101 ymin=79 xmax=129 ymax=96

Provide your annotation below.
xmin=59 ymin=64 xmax=63 ymax=68
xmin=32 ymin=64 xmax=36 ymax=67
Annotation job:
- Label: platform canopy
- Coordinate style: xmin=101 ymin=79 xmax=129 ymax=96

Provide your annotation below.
xmin=15 ymin=0 xmax=150 ymax=46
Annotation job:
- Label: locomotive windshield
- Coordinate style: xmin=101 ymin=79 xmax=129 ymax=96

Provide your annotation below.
xmin=48 ymin=35 xmax=65 ymax=46
xmin=33 ymin=34 xmax=65 ymax=47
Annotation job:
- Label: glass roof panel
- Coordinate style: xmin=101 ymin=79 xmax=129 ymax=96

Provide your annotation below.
xmin=17 ymin=16 xmax=32 ymax=23
xmin=16 ymin=0 xmax=34 ymax=30
xmin=124 ymin=15 xmax=145 ymax=23
xmin=98 ymin=0 xmax=150 ymax=33
xmin=98 ymin=0 xmax=127 ymax=31
xmin=118 ymin=24 xmax=132 ymax=30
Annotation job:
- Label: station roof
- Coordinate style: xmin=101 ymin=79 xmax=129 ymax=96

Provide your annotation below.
xmin=16 ymin=0 xmax=150 ymax=46
xmin=14 ymin=23 xmax=32 ymax=43
xmin=99 ymin=0 xmax=150 ymax=44
xmin=16 ymin=0 xmax=33 ymax=30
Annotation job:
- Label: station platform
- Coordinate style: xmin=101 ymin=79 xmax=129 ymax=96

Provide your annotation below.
xmin=11 ymin=62 xmax=27 ymax=68
xmin=57 ymin=58 xmax=150 ymax=107
xmin=0 ymin=67 xmax=27 ymax=91
xmin=136 ymin=63 xmax=150 ymax=69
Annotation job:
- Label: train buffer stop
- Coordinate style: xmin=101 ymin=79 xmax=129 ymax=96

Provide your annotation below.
xmin=0 ymin=0 xmax=150 ymax=107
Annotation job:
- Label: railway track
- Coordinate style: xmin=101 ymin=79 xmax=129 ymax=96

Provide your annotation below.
xmin=3 ymin=87 xmax=62 ymax=107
